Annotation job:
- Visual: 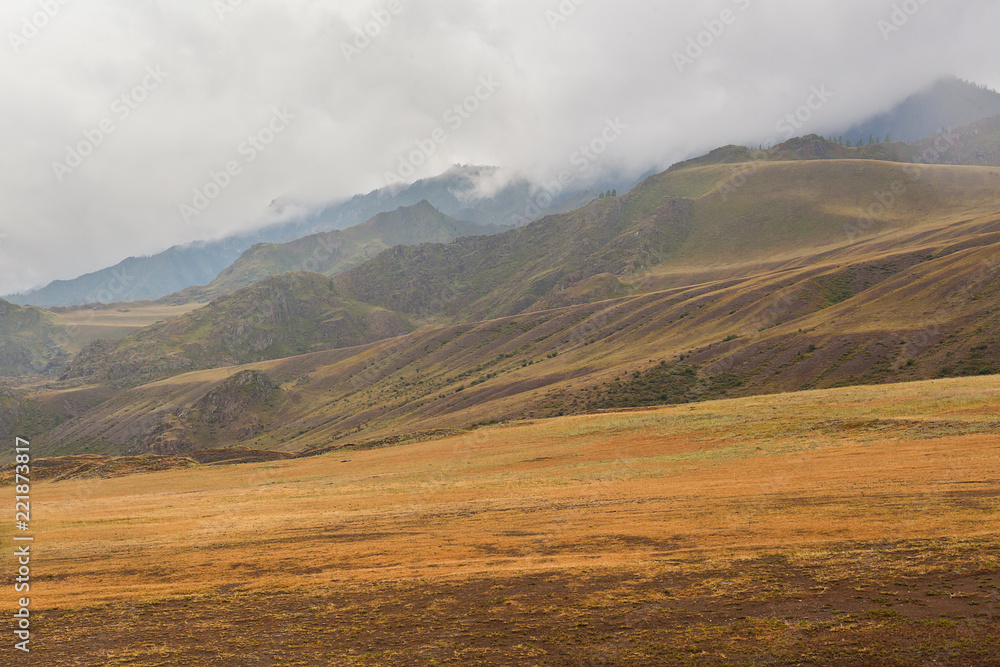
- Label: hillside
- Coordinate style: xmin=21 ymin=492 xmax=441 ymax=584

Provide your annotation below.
xmin=0 ymin=300 xmax=204 ymax=380
xmin=333 ymin=158 xmax=1000 ymax=321
xmin=68 ymin=156 xmax=989 ymax=388
xmin=166 ymin=201 xmax=498 ymax=303
xmin=6 ymin=165 xmax=590 ymax=308
xmin=668 ymin=136 xmax=914 ymax=170
xmin=914 ymin=113 xmax=1000 ymax=166
xmin=0 ymin=299 xmax=71 ymax=376
xmin=29 ymin=154 xmax=1000 ymax=457
xmin=63 ymin=272 xmax=410 ymax=388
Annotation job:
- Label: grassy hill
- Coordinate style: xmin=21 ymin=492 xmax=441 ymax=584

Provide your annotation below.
xmin=167 ymin=201 xmax=499 ymax=303
xmin=667 ymin=136 xmax=914 ymax=171
xmin=13 ymin=376 xmax=1000 ymax=665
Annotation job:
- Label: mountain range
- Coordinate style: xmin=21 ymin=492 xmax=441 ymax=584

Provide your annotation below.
xmin=5 ymin=166 xmax=593 ymax=308
xmin=164 ymin=200 xmax=502 ymax=304
xmin=0 ymin=123 xmax=992 ymax=456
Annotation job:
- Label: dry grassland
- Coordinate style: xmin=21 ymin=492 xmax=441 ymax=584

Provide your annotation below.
xmin=49 ymin=303 xmax=205 ymax=353
xmin=3 ymin=376 xmax=999 ymax=665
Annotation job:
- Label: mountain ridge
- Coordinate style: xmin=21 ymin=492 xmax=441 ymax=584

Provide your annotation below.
xmin=163 ymin=200 xmax=500 ymax=304
xmin=6 ymin=166 xmax=591 ymax=308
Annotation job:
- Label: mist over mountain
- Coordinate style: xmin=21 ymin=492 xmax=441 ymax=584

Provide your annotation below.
xmin=840 ymin=77 xmax=1000 ymax=144
xmin=6 ymin=166 xmax=590 ymax=308
xmin=167 ymin=200 xmax=502 ymax=304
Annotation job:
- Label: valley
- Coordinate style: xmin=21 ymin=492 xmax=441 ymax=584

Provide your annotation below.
xmin=5 ymin=10 xmax=1000 ymax=664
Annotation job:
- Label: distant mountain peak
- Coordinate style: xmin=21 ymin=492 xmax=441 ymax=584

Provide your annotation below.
xmin=841 ymin=75 xmax=1000 ymax=144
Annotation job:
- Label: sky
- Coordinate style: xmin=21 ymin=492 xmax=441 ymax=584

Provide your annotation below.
xmin=1 ymin=0 xmax=998 ymax=295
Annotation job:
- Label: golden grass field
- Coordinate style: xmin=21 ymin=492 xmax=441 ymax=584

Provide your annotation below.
xmin=49 ymin=303 xmax=205 ymax=354
xmin=4 ymin=376 xmax=1000 ymax=665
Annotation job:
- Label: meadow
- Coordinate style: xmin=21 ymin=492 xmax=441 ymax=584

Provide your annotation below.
xmin=3 ymin=376 xmax=999 ymax=665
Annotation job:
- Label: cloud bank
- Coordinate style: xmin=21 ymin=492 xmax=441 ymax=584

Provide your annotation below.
xmin=1 ymin=0 xmax=998 ymax=293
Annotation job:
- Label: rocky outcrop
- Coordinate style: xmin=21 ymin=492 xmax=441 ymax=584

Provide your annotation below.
xmin=191 ymin=370 xmax=282 ymax=426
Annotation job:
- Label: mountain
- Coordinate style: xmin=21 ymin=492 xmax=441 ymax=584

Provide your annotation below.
xmin=4 ymin=236 xmax=264 ymax=309
xmin=663 ymin=136 xmax=913 ymax=172
xmin=17 ymin=121 xmax=1000 ymax=384
xmin=11 ymin=120 xmax=1000 ymax=457
xmin=5 ymin=166 xmax=593 ymax=308
xmin=306 ymin=165 xmax=594 ymax=229
xmin=662 ymin=119 xmax=1000 ymax=174
xmin=165 ymin=201 xmax=500 ymax=304
xmin=841 ymin=76 xmax=1000 ymax=144
xmin=0 ymin=201 xmax=491 ymax=379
